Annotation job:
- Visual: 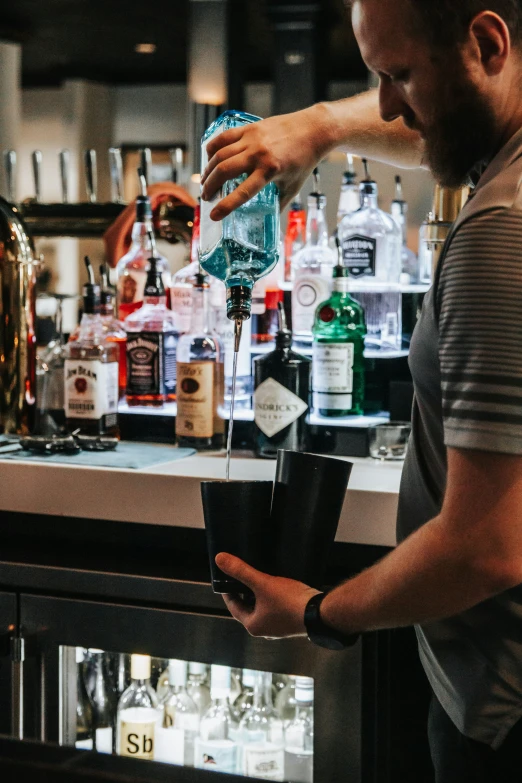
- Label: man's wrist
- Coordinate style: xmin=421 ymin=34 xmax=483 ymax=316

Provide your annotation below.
xmin=321 ymin=589 xmax=360 ymax=638
xmin=308 ymin=101 xmax=344 ymax=158
xmin=304 ymin=592 xmax=360 ymax=650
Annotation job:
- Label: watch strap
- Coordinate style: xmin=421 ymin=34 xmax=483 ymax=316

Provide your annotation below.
xmin=304 ymin=592 xmax=360 ymax=651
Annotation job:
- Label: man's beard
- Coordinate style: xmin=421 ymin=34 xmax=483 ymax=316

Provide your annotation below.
xmin=422 ymin=75 xmax=499 ymax=188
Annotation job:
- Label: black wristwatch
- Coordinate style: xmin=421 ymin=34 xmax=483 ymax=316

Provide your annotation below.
xmin=304 ymin=592 xmax=360 ymax=651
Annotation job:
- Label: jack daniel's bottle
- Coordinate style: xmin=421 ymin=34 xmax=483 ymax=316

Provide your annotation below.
xmin=253 ymin=304 xmax=311 ymax=458
xmin=64 ymin=258 xmax=119 ymax=437
xmin=124 ymin=245 xmax=178 ymax=406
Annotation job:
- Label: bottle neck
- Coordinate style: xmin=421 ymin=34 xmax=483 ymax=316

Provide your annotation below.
xmin=78 ymin=312 xmax=104 ymax=341
xmin=190 ymin=286 xmax=210 ymax=333
xmin=361 ymin=192 xmax=378 ymax=209
xmin=306 ymin=198 xmax=329 ymax=247
xmin=131 ymin=220 xmax=155 ymax=247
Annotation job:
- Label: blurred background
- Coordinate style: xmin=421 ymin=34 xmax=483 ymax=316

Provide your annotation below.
xmin=0 ymin=0 xmax=434 ymax=332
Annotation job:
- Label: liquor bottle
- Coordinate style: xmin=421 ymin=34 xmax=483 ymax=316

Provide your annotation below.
xmin=210 ymin=281 xmax=253 ymax=409
xmin=64 ymin=257 xmax=119 ymax=437
xmin=75 ymin=648 xmax=94 ymax=751
xmin=117 ymin=654 xmax=159 ymax=760
xmin=292 ymin=170 xmax=336 ymax=347
xmin=89 ymin=649 xmax=116 ymax=754
xmin=100 ymin=264 xmax=127 ymax=399
xmin=200 ymin=111 xmax=279 ymax=352
xmin=337 ymin=154 xmax=360 ymax=224
xmin=170 ymin=200 xmax=201 ymax=334
xmin=312 ymin=259 xmax=366 ymax=417
xmin=275 ymin=676 xmax=297 ymax=724
xmin=116 ymin=169 xmax=171 ymax=320
xmin=391 ymin=176 xmax=419 ymax=284
xmin=187 ymin=663 xmax=211 ymax=719
xmin=284 ymin=195 xmax=306 ymax=282
xmin=338 ymin=159 xmax=402 ymax=350
xmin=176 ymin=273 xmax=225 ymax=449
xmin=194 ymin=664 xmax=239 ymax=774
xmin=284 ymin=677 xmax=314 ymax=783
xmin=252 ymin=288 xmax=283 ymax=345
xmin=234 ymin=669 xmax=256 ymax=720
xmin=254 ymin=303 xmax=311 ymax=458
xmin=124 ymin=243 xmax=178 ymax=407
xmin=156 ymin=659 xmax=199 ymax=767
xmin=238 ymin=671 xmax=284 ymax=781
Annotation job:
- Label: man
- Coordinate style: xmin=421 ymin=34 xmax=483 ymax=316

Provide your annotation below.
xmin=202 ymin=2 xmax=522 ymax=780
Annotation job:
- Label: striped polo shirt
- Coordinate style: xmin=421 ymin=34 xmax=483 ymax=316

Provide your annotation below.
xmin=397 ymin=126 xmax=522 ymax=749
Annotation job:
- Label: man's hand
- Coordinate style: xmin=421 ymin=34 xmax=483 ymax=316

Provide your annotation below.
xmin=201 ymin=104 xmax=337 ymax=220
xmin=216 ymin=553 xmax=321 ymax=639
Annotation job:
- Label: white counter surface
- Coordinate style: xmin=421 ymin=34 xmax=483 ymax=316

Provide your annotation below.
xmin=0 ymin=451 xmax=401 ymax=548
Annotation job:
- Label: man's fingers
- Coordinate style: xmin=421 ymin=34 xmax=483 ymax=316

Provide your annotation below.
xmin=201 ymin=151 xmax=255 ymax=203
xmin=222 ymin=593 xmax=255 ymax=625
xmin=204 ymin=127 xmax=244 ymax=170
xmin=215 ymin=552 xmax=267 ymax=591
xmin=209 ymin=172 xmax=271 ymax=221
xmin=201 ymin=141 xmax=247 ymax=193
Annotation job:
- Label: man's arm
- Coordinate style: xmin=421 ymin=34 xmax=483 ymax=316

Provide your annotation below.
xmin=217 ymin=447 xmax=522 ymax=639
xmin=201 ymin=90 xmax=424 ymax=220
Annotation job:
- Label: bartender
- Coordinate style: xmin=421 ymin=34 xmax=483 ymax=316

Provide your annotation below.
xmin=201 ymin=1 xmax=522 ymax=780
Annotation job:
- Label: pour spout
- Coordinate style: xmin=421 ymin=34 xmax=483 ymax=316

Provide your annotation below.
xmin=234 ymin=318 xmax=243 ymax=353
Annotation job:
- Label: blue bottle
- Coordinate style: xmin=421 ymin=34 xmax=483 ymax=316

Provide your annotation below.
xmin=200 ymin=111 xmax=280 ymax=326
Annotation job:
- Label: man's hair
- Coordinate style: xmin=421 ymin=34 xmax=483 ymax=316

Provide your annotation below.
xmin=409 ymin=1 xmax=522 ymax=48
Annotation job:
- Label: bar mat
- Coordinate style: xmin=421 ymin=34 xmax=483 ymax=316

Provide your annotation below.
xmin=0 ymin=441 xmax=196 ymax=470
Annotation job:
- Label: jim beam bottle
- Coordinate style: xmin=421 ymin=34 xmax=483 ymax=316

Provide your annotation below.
xmin=117 ymin=654 xmax=159 ymax=760
xmin=64 ymin=258 xmax=119 ymax=437
xmin=176 ymin=273 xmax=225 ymax=450
xmin=124 ymin=247 xmax=178 ymax=406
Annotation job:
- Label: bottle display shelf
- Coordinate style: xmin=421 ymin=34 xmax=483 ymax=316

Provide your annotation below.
xmin=278 ymin=280 xmax=431 ymax=295
xmin=250 ymin=342 xmax=410 ymax=360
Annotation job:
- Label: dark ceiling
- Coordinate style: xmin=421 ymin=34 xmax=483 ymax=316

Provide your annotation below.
xmin=0 ymin=0 xmax=366 ymax=88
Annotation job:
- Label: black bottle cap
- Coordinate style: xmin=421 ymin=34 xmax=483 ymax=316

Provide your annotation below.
xmin=360 ymin=158 xmax=378 ymax=197
xmin=144 ymin=254 xmax=166 ymax=297
xmin=194 ymin=271 xmax=209 ymax=289
xmin=99 ymin=263 xmax=116 ymax=309
xmin=83 ymin=256 xmax=100 ymax=314
xmin=333 ymin=265 xmax=348 ymax=279
xmin=136 ymin=194 xmax=153 ymax=223
xmin=275 ymin=301 xmax=292 ymax=349
xmin=226 ymin=286 xmax=252 ymax=321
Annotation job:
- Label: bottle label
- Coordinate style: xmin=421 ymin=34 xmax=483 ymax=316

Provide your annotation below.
xmin=155 ymin=725 xmax=184 ymax=765
xmin=176 ymin=362 xmax=225 ymax=438
xmin=64 ymin=360 xmax=118 ymax=421
xmin=312 ymin=343 xmax=354 ymax=407
xmin=119 ymin=718 xmax=156 ymax=759
xmin=292 ymin=274 xmax=330 ymax=334
xmin=95 ymin=727 xmax=113 ymax=754
xmin=254 ymin=377 xmax=308 ymax=438
xmin=243 ymin=743 xmax=285 ymax=780
xmin=194 ymin=738 xmax=237 ymax=773
xmin=171 ymin=285 xmax=193 ymax=333
xmin=341 ymin=234 xmax=377 ymax=278
xmin=126 ymin=332 xmax=177 ymax=397
xmin=117 ymin=271 xmax=147 ymax=320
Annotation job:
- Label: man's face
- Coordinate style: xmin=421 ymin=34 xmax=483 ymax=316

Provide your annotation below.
xmin=352 ymin=0 xmax=500 ymax=186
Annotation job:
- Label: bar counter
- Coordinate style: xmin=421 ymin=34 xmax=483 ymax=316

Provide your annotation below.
xmin=0 ymin=450 xmax=400 ymax=548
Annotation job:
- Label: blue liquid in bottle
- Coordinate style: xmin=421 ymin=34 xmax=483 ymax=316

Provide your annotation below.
xmin=200 ymin=111 xmax=280 ymax=323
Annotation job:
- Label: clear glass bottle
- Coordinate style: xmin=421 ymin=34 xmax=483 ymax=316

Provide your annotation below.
xmin=124 ymin=250 xmax=178 ymax=407
xmin=89 ymin=649 xmax=116 ymax=754
xmin=194 ymin=664 xmax=239 ymax=774
xmin=292 ymin=170 xmax=336 ymax=347
xmin=100 ymin=264 xmax=127 ymax=399
xmin=338 ymin=159 xmax=402 ymax=350
xmin=170 ymin=200 xmax=201 ymax=334
xmin=254 ymin=303 xmax=311 ymax=459
xmin=176 ymin=273 xmax=225 ymax=449
xmin=116 ymin=173 xmax=170 ymax=321
xmin=312 ymin=260 xmax=366 ymax=417
xmin=275 ymin=676 xmax=297 ymax=725
xmin=156 ymin=659 xmax=199 ymax=767
xmin=284 ymin=195 xmax=306 ymax=283
xmin=200 ymin=110 xmax=280 ymax=324
xmin=210 ymin=280 xmax=252 ymax=409
xmin=238 ymin=671 xmax=285 ymax=781
xmin=234 ymin=669 xmax=256 ymax=720
xmin=64 ymin=260 xmax=119 ymax=438
xmin=391 ymin=176 xmax=419 ymax=284
xmin=75 ymin=648 xmax=94 ymax=751
xmin=187 ymin=663 xmax=211 ymax=719
xmin=337 ymin=154 xmax=360 ymax=223
xmin=117 ymin=654 xmax=159 ymax=760
xmin=284 ymin=677 xmax=314 ymax=783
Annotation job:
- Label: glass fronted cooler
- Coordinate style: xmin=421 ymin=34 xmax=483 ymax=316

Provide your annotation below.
xmin=70 ymin=648 xmax=313 ymax=781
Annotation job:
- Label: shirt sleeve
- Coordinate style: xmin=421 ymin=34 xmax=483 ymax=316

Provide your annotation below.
xmin=438 ymin=207 xmax=522 ymax=455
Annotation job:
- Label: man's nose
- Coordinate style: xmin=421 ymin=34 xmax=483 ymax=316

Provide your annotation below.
xmin=379 ymin=78 xmax=408 ymax=123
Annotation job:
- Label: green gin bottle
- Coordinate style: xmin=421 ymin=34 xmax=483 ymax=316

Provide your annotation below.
xmin=312 ymin=261 xmax=366 ymax=417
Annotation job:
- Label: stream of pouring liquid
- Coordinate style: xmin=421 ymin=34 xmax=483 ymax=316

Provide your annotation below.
xmin=225 ymin=319 xmax=242 ymax=481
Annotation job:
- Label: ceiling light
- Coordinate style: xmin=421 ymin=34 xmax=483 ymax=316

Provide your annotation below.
xmin=135 ymin=43 xmax=156 ymax=55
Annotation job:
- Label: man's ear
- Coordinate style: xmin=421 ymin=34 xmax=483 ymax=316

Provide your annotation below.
xmin=469 ymin=11 xmax=511 ymax=75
